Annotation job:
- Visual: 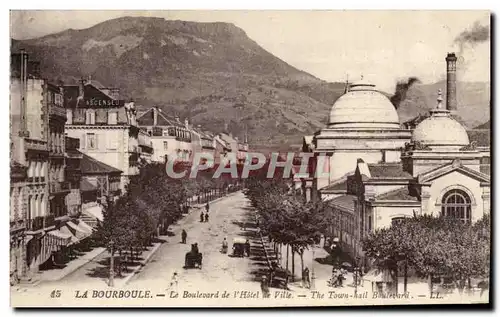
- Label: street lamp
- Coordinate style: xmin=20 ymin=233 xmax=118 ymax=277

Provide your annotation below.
xmin=109 ymin=240 xmax=115 ymax=287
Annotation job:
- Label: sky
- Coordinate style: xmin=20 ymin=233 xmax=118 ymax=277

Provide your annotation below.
xmin=9 ymin=10 xmax=490 ymax=92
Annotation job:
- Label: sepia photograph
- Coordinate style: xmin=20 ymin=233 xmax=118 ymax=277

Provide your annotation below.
xmin=8 ymin=10 xmax=491 ymax=308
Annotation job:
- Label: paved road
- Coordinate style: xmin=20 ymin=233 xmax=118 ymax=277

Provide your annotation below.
xmin=128 ymin=192 xmax=266 ymax=293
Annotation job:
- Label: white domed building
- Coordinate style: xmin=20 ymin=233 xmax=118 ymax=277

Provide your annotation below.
xmin=302 ymin=72 xmax=490 ymax=263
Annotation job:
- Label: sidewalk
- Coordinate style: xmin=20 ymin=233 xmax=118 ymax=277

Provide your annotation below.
xmin=35 ymin=247 xmax=106 ymax=284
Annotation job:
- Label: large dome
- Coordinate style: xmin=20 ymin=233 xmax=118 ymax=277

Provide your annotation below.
xmin=412 ymin=109 xmax=469 ymax=146
xmin=328 ymin=80 xmax=401 ymax=129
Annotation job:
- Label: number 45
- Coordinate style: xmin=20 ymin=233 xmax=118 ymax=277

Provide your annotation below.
xmin=50 ymin=290 xmax=61 ymax=298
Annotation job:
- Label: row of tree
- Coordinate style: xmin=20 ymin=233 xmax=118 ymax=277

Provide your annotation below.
xmin=94 ymin=162 xmax=239 ymax=275
xmin=245 ymin=163 xmax=331 ymax=281
xmin=362 ymin=214 xmax=490 ymax=294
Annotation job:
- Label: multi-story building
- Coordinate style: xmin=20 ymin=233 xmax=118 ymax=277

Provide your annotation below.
xmin=10 ymin=161 xmax=27 ymax=285
xmin=217 ymin=132 xmax=249 ymax=165
xmin=137 ymin=107 xmax=193 ymax=163
xmin=10 ymin=51 xmax=52 ymax=277
xmin=47 ymin=83 xmax=69 ymax=221
xmin=64 ymin=136 xmax=83 ymax=219
xmin=190 ymin=124 xmax=216 ymax=165
xmin=64 ymin=79 xmax=139 ymax=192
xmin=138 ymin=129 xmax=154 ymax=164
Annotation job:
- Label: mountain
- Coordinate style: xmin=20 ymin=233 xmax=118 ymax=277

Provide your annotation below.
xmin=11 ymin=16 xmax=490 ymax=147
xmin=11 ymin=16 xmax=346 ymax=147
xmin=397 ymin=81 xmax=490 ymax=129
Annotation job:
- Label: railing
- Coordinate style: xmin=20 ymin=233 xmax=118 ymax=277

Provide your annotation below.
xmin=49 ymin=105 xmax=67 ymax=118
xmin=29 ymin=216 xmax=44 ymax=231
xmin=44 ymin=214 xmax=55 ymax=228
xmin=28 ymin=214 xmax=56 ymax=231
xmin=25 ymin=138 xmax=48 ymax=152
xmin=10 ymin=219 xmax=26 ymax=231
xmin=27 ymin=177 xmax=46 ymax=183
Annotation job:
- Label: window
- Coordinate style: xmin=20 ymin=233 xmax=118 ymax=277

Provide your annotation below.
xmin=85 ymin=110 xmax=95 ymax=124
xmin=108 ymin=112 xmax=118 ymax=125
xmin=163 ymin=141 xmax=168 ymax=150
xmin=86 ymin=133 xmax=97 ymax=149
xmin=391 ymin=217 xmax=407 ymax=226
xmin=441 ymin=189 xmax=472 ymax=223
xmin=66 ymin=109 xmax=73 ymax=124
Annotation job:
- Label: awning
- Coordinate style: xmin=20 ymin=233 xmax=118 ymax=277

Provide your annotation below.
xmin=363 ymin=268 xmax=392 ymax=283
xmin=47 ymin=229 xmax=73 ymax=247
xmin=59 ymin=226 xmax=79 ymax=245
xmin=83 ymin=205 xmax=104 ymax=222
xmin=78 ymin=220 xmax=95 ymax=233
xmin=67 ymin=221 xmax=92 ymax=240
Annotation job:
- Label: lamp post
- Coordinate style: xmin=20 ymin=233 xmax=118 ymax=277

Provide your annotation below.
xmin=109 ymin=240 xmax=115 ymax=287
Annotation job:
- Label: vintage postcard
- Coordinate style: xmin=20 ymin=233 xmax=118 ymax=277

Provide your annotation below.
xmin=9 ymin=10 xmax=491 ymax=307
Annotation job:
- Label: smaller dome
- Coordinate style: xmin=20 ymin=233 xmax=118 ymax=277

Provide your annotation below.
xmin=412 ymin=90 xmax=469 ymax=146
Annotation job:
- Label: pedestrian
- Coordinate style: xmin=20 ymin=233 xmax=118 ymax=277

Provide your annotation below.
xmin=303 ymin=267 xmax=311 ymax=289
xmin=205 ymin=203 xmax=210 ymax=213
xmin=169 ymin=272 xmax=178 ymax=290
xmin=200 ymin=212 xmax=204 ymax=223
xmin=205 ymin=213 xmax=209 ymax=222
xmin=181 ymin=229 xmax=187 ymax=244
xmin=261 ymin=275 xmax=270 ymax=298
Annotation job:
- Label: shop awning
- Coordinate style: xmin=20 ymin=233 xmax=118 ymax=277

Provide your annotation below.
xmin=47 ymin=229 xmax=73 ymax=247
xmin=59 ymin=226 xmax=79 ymax=245
xmin=67 ymin=221 xmax=92 ymax=240
xmin=83 ymin=205 xmax=104 ymax=222
xmin=78 ymin=220 xmax=95 ymax=233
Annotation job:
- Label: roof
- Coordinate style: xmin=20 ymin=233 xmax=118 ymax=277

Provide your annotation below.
xmin=81 ymin=154 xmax=122 ymax=175
xmin=80 ymin=179 xmax=98 ymax=192
xmin=376 ymin=187 xmax=418 ymax=201
xmin=467 ymin=129 xmax=491 ymax=147
xmin=329 ymin=82 xmax=400 ymax=129
xmin=367 ymin=163 xmax=413 ymax=179
xmin=136 ymin=107 xmax=184 ymax=128
xmin=327 ymin=195 xmax=356 ymax=212
xmin=321 ymin=179 xmax=348 ymax=191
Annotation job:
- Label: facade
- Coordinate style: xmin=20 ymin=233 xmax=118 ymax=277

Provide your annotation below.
xmin=10 ymin=51 xmax=52 ymax=277
xmin=217 ymin=132 xmax=249 ymax=164
xmin=64 ymin=79 xmax=139 ymax=192
xmin=138 ymin=129 xmax=154 ymax=163
xmin=65 ymin=136 xmax=83 ymax=219
xmin=190 ymin=125 xmax=216 ymax=165
xmin=47 ymin=83 xmax=69 ymax=221
xmin=304 ymin=53 xmax=491 ymax=268
xmin=137 ymin=107 xmax=193 ymax=163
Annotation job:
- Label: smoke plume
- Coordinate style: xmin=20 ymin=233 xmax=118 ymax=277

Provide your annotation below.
xmin=390 ymin=77 xmax=421 ymax=109
xmin=454 ymin=21 xmax=490 ymax=53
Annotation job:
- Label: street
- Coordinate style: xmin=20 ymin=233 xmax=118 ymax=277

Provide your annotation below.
xmin=128 ymin=191 xmax=265 ymax=292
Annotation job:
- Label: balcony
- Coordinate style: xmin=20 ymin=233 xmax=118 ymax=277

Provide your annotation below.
xmin=44 ymin=214 xmax=55 ymax=228
xmin=27 ymin=177 xmax=46 ymax=184
xmin=29 ymin=216 xmax=44 ymax=231
xmin=27 ymin=214 xmax=56 ymax=232
xmin=10 ymin=219 xmax=26 ymax=232
xmin=49 ymin=105 xmax=67 ymax=119
xmin=25 ymin=138 xmax=48 ymax=153
xmin=49 ymin=181 xmax=70 ymax=194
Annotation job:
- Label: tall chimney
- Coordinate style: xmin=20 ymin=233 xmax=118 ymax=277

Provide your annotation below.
xmin=445 ymin=52 xmax=457 ymax=111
